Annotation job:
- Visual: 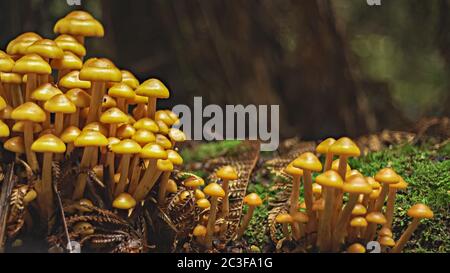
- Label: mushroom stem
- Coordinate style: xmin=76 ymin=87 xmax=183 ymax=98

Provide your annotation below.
xmin=221 ymin=179 xmax=230 ymax=218
xmin=332 ymin=194 xmax=359 ymax=252
xmin=204 ymin=197 xmax=219 ymax=249
xmin=117 ymin=98 xmax=126 ymax=113
xmin=5 ymin=83 xmax=23 ymax=107
xmin=54 ymin=112 xmax=64 ymax=136
xmin=114 ymin=154 xmax=131 ymax=196
xmin=236 ymin=206 xmax=255 ymax=240
xmin=324 ymin=153 xmax=333 ymax=172
xmin=38 ymin=152 xmax=54 ymax=224
xmin=109 ymin=124 xmax=117 ymax=138
xmin=332 ymin=156 xmax=348 ymax=226
xmin=147 ymin=97 xmax=156 ymax=119
xmin=303 ymin=170 xmax=316 ymax=232
xmin=133 ymin=159 xmax=157 ymax=201
xmin=86 ymin=82 xmax=106 ymax=124
xmin=384 ymin=188 xmax=397 ymax=229
xmin=391 ymin=218 xmax=420 ymax=253
xmin=24 ymin=121 xmax=39 ymax=172
xmin=25 ymin=73 xmax=37 ymax=102
xmin=69 ymin=109 xmax=80 ymax=127
xmin=127 ymin=155 xmax=141 ymax=194
xmin=318 ymin=188 xmax=335 ymax=252
xmin=72 ymin=146 xmax=95 ymax=199
xmin=157 ymin=171 xmax=172 ymax=205
xmin=373 ymin=184 xmax=389 ymax=212
xmin=289 ymin=175 xmax=301 ymax=239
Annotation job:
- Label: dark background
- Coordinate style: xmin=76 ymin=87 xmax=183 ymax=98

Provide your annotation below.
xmin=1 ymin=0 xmax=449 ymax=139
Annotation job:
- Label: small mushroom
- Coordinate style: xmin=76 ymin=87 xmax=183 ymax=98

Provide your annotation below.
xmin=54 ymin=11 xmax=104 ymax=45
xmin=196 ymin=198 xmax=211 ymax=210
xmin=112 ymin=192 xmax=137 ymax=217
xmin=135 ymin=79 xmax=170 ymax=119
xmin=44 ymin=94 xmax=76 ymax=136
xmin=346 ymin=243 xmax=366 ymax=253
xmin=236 ymin=193 xmax=263 ymax=239
xmin=60 ymin=125 xmax=81 ymax=156
xmin=108 ymin=83 xmax=135 ymax=112
xmin=316 ymin=138 xmax=336 ymax=171
xmin=193 ymin=224 xmax=207 ymax=245
xmin=203 ymin=183 xmax=225 ymax=249
xmin=283 ymin=162 xmax=303 ymax=240
xmin=275 ymin=213 xmax=293 ymax=241
xmin=384 ymin=177 xmax=408 ymax=229
xmin=12 ymin=54 xmax=51 ymax=101
xmin=110 ymin=139 xmax=141 ymax=196
xmin=215 ymin=165 xmax=238 ymax=220
xmin=364 ymin=211 xmax=387 ymax=242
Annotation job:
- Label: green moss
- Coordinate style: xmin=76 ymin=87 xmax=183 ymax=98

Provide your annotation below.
xmin=180 ymin=140 xmax=242 ymax=163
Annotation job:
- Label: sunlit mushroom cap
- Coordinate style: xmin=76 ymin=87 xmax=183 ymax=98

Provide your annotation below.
xmin=352 ymin=204 xmax=367 ymax=216
xmin=60 ymin=126 xmax=81 ymax=143
xmin=168 ymin=128 xmax=186 ymax=143
xmin=350 ymin=216 xmax=368 ymax=227
xmin=184 ymin=176 xmax=205 ymax=188
xmin=343 ymin=175 xmax=372 ymax=194
xmin=156 ymin=120 xmax=169 ymax=135
xmin=6 ymin=32 xmax=42 ymax=55
xmin=140 ymin=143 xmax=167 ymax=159
xmin=112 ymin=193 xmax=136 ymax=210
xmin=390 ymin=177 xmax=408 ymax=190
xmin=316 ymin=138 xmax=336 ymax=154
xmin=108 ymin=83 xmax=135 ymax=99
xmin=79 ymin=58 xmax=122 ymax=82
xmin=193 ymin=225 xmax=207 ymax=237
xmin=203 ymin=183 xmax=225 ymax=198
xmin=73 ymin=222 xmax=95 ymax=236
xmin=116 ymin=124 xmax=136 ymax=139
xmin=329 ymin=137 xmax=361 ymax=157
xmin=133 ymin=118 xmax=159 ymax=133
xmin=165 ymin=110 xmax=179 ymax=123
xmin=407 ymin=203 xmax=433 ymax=219
xmin=374 ymin=168 xmax=400 ymax=184
xmin=44 ymin=94 xmax=76 ymax=113
xmin=132 ymin=129 xmax=155 ymax=145
xmin=0 ymin=51 xmax=14 ymax=72
xmin=4 ymin=136 xmax=25 ymax=154
xmin=12 ymin=54 xmax=51 ymax=75
xmin=378 ymin=227 xmax=393 ymax=238
xmin=216 ymin=165 xmax=238 ymax=181
xmin=0 ymin=72 xmax=22 ymax=84
xmin=11 ymin=102 xmax=46 ymax=122
xmin=31 ymin=134 xmax=66 ymax=154
xmin=128 ymin=95 xmax=148 ymax=105
xmin=107 ymin=137 xmax=120 ymax=148
xmin=155 ymin=110 xmax=173 ymax=126
xmin=83 ymin=122 xmax=108 ymax=136
xmin=369 ymin=189 xmax=381 ymax=199
xmin=366 ymin=177 xmax=381 ymax=189
xmin=275 ymin=213 xmax=293 ymax=224
xmin=331 ymin=159 xmax=351 ymax=174
xmin=66 ymin=88 xmax=91 ymax=108
xmin=284 ymin=162 xmax=303 ymax=176
xmin=293 ymin=152 xmax=322 ymax=172
xmin=366 ymin=212 xmax=387 ymax=225
xmin=379 ymin=236 xmax=396 ymax=247
xmin=243 ymin=193 xmax=263 ymax=206
xmin=110 ymin=139 xmax=141 ymax=154
xmin=102 ymin=95 xmax=117 ymax=109
xmin=31 ymin=83 xmax=63 ymax=101
xmin=315 ymin=170 xmax=343 ymax=189
xmin=167 ymin=179 xmax=178 ymax=194
xmin=74 ymin=130 xmax=108 ymax=147
xmin=100 ymin=107 xmax=128 ymax=124
xmin=54 ymin=11 xmax=104 ymax=38
xmin=196 ymin=198 xmax=211 ymax=209
xmin=50 ymin=51 xmax=82 ymax=70
xmin=59 ymin=71 xmax=91 ymax=89
xmin=135 ymin=78 xmax=170 ymax=99
xmin=291 ymin=211 xmax=309 ymax=223
xmin=26 ymin=39 xmax=63 ymax=59
xmin=167 ymin=149 xmax=183 ymax=165
xmin=0 ymin=105 xmax=13 ymax=120
xmin=118 ymin=70 xmax=139 ymax=89
xmin=179 ymin=191 xmax=191 ymax=201
xmin=155 ymin=134 xmax=171 ymax=149
xmin=157 ymin=159 xmax=174 ymax=172
xmin=12 ymin=121 xmax=42 ymax=133
xmin=194 ymin=189 xmax=205 ymax=199
xmin=54 ymin=34 xmax=86 ymax=57
xmin=347 ymin=243 xmax=366 ymax=253
xmin=0 ymin=120 xmax=10 ymax=137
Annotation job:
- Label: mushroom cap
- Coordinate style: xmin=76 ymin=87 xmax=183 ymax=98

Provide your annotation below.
xmin=166 ymin=179 xmax=178 ymax=194
xmin=4 ymin=136 xmax=25 ymax=154
xmin=194 ymin=189 xmax=205 ymax=199
xmin=156 ymin=120 xmax=169 ymax=135
xmin=378 ymin=227 xmax=393 ymax=238
xmin=44 ymin=94 xmax=76 ymax=113
xmin=407 ymin=203 xmax=433 ymax=219
xmin=31 ymin=134 xmax=66 ymax=153
xmin=23 ymin=188 xmax=37 ymax=203
xmin=100 ymin=107 xmax=128 ymax=124
xmin=65 ymin=88 xmax=91 ymax=108
xmin=0 ymin=51 xmax=14 ymax=72
xmin=58 ymin=71 xmax=91 ymax=89
xmin=83 ymin=122 xmax=108 ymax=136
xmin=0 ymin=96 xmax=6 ymax=111
xmin=50 ymin=51 xmax=82 ymax=70
xmin=108 ymin=83 xmax=135 ymax=99
xmin=350 ymin=216 xmax=368 ymax=227
xmin=116 ymin=124 xmax=136 ymax=139
xmin=347 ymin=169 xmax=364 ymax=179
xmin=374 ymin=168 xmax=400 ymax=184
xmin=155 ymin=110 xmax=174 ymax=126
xmin=352 ymin=204 xmax=367 ymax=216
xmin=102 ymin=95 xmax=117 ymax=109
xmin=157 ymin=159 xmax=174 ymax=172
xmin=275 ymin=213 xmax=293 ymax=224
xmin=284 ymin=162 xmax=304 ymax=177
xmin=133 ymin=118 xmax=159 ymax=133
xmin=54 ymin=11 xmax=104 ymax=37
xmin=74 ymin=130 xmax=108 ymax=147
xmin=203 ymin=182 xmax=225 ymax=198
xmin=0 ymin=72 xmax=22 ymax=84
xmin=343 ymin=175 xmax=372 ymax=194
xmin=79 ymin=58 xmax=122 ymax=83
xmin=179 ymin=191 xmax=191 ymax=201
xmin=291 ymin=211 xmax=309 ymax=223
xmin=312 ymin=184 xmax=322 ymax=196
xmin=184 ymin=176 xmax=205 ymax=188
xmin=31 ymin=83 xmax=63 ymax=101
xmin=165 ymin=110 xmax=180 ymax=124
xmin=118 ymin=70 xmax=140 ymax=89
xmin=346 ymin=243 xmax=366 ymax=253
xmin=73 ymin=222 xmax=95 ymax=236
xmin=26 ymin=39 xmax=63 ymax=59
xmin=110 ymin=139 xmax=141 ymax=154
xmin=196 ymin=199 xmax=211 ymax=209
xmin=378 ymin=236 xmax=396 ymax=247
xmin=316 ymin=138 xmax=336 ymax=154
xmin=6 ymin=32 xmax=42 ymax=55
xmin=54 ymin=34 xmax=86 ymax=57
xmin=112 ymin=193 xmax=136 ymax=210
xmin=193 ymin=225 xmax=207 ymax=237
xmin=216 ymin=165 xmax=239 ymax=180
xmin=11 ymin=102 xmax=46 ymax=122
xmin=0 ymin=120 xmax=10 ymax=137
xmin=331 ymin=159 xmax=351 ymax=174
xmin=132 ymin=129 xmax=155 ymax=145
xmin=0 ymin=105 xmax=13 ymax=120
xmin=366 ymin=177 xmax=381 ymax=189
xmin=12 ymin=121 xmax=42 ymax=133
xmin=166 ymin=149 xmax=183 ymax=165
xmin=329 ymin=137 xmax=361 ymax=157
xmin=315 ymin=170 xmax=344 ymax=189
xmin=390 ymin=177 xmax=408 ymax=190
xmin=156 ymin=134 xmax=173 ymax=149
xmin=107 ymin=137 xmax=121 ymax=148
xmin=135 ymin=78 xmax=170 ymax=99
xmin=293 ymin=152 xmax=322 ymax=172
xmin=60 ymin=126 xmax=81 ymax=143
xmin=128 ymin=94 xmax=148 ymax=105
xmin=369 ymin=189 xmax=381 ymax=199
xmin=140 ymin=143 xmax=167 ymax=159
xmin=366 ymin=212 xmax=387 ymax=225
xmin=12 ymin=54 xmax=51 ymax=75
xmin=78 ymin=198 xmax=94 ymax=212
xmin=168 ymin=128 xmax=186 ymax=143
xmin=243 ymin=193 xmax=263 ymax=206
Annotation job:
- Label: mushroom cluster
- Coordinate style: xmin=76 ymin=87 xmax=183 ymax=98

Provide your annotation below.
xmin=276 ymin=137 xmax=433 ymax=253
xmin=0 ymin=11 xmax=186 ymax=228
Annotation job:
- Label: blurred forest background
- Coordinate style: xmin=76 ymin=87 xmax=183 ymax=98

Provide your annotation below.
xmin=0 ymin=0 xmax=449 ymax=140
